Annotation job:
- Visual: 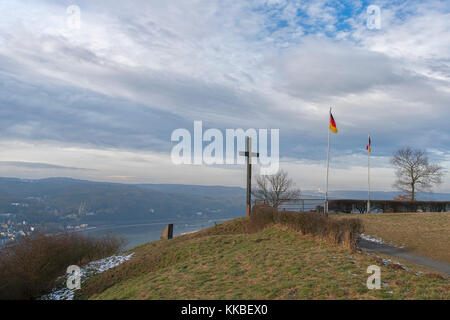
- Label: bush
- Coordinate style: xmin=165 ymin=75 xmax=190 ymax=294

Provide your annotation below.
xmin=0 ymin=232 xmax=125 ymax=300
xmin=250 ymin=205 xmax=363 ymax=251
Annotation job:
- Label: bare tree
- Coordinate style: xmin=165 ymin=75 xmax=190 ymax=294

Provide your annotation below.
xmin=252 ymin=170 xmax=301 ymax=208
xmin=391 ymin=147 xmax=445 ymax=201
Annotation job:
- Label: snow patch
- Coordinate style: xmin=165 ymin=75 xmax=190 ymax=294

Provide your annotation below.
xmin=41 ymin=253 xmax=134 ymax=300
xmin=360 ymin=233 xmax=385 ymax=244
xmin=359 ymin=234 xmax=405 ymax=248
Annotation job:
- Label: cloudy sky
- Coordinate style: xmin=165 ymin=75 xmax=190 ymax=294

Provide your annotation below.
xmin=0 ymin=0 xmax=449 ymax=192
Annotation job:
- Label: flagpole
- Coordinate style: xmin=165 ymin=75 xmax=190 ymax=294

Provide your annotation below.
xmin=325 ymin=107 xmax=331 ymax=214
xmin=367 ymin=133 xmax=371 ymax=214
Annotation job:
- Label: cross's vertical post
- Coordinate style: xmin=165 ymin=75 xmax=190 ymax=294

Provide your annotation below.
xmin=239 ymin=137 xmax=259 ymax=217
xmin=246 ymin=137 xmax=251 ymax=216
xmin=367 ymin=133 xmax=371 ymax=214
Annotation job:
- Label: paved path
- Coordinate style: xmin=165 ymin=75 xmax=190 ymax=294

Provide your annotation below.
xmin=359 ymin=240 xmax=450 ymax=277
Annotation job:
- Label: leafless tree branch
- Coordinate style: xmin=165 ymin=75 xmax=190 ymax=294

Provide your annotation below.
xmin=391 ymin=147 xmax=445 ymax=201
xmin=252 ymin=170 xmax=301 ymax=208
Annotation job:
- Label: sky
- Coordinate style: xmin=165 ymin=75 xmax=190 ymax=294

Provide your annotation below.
xmin=0 ymin=0 xmax=449 ymax=192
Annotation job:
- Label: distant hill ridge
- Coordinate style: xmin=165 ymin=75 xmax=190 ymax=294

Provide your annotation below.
xmin=303 ymin=190 xmax=450 ymax=201
xmin=0 ymin=177 xmax=448 ymax=225
xmin=0 ymin=177 xmax=245 ymax=224
xmin=1 ymin=177 xmax=448 ymax=200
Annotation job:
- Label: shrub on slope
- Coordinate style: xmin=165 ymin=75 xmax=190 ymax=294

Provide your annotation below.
xmin=0 ymin=232 xmax=125 ymax=300
xmin=249 ymin=205 xmax=363 ymax=250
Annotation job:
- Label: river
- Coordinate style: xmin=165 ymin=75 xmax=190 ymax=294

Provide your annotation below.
xmin=79 ymin=218 xmax=231 ymax=250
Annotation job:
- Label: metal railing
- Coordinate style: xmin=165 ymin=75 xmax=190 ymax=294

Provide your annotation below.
xmin=254 ymin=198 xmax=326 ymax=212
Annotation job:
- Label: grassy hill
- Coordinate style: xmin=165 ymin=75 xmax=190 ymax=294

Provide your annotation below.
xmin=77 ymin=212 xmax=449 ymax=300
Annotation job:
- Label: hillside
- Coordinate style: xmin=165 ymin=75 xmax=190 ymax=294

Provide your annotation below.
xmin=0 ymin=178 xmax=245 ymax=224
xmin=77 ymin=216 xmax=449 ymax=300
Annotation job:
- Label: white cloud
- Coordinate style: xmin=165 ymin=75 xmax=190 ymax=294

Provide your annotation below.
xmin=0 ymin=0 xmax=449 ymax=191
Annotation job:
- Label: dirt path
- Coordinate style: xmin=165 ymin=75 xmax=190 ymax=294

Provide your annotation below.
xmin=359 ymin=240 xmax=450 ymax=277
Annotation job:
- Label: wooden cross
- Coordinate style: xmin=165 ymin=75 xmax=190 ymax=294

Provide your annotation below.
xmin=239 ymin=137 xmax=259 ymax=216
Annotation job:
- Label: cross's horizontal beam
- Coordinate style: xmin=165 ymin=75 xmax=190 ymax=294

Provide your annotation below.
xmin=239 ymin=151 xmax=260 ymax=157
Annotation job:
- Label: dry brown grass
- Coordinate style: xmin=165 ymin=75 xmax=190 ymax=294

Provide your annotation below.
xmin=335 ymin=212 xmax=450 ymax=263
xmin=0 ymin=232 xmax=125 ymax=300
xmin=249 ymin=205 xmax=363 ymax=251
xmin=83 ymin=224 xmax=449 ymax=300
xmin=75 ymin=211 xmax=450 ymax=300
xmin=76 ymin=211 xmax=362 ymax=299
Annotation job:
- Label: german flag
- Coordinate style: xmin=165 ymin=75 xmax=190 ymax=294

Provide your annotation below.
xmin=366 ymin=136 xmax=371 ymax=153
xmin=329 ymin=112 xmax=338 ymax=134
